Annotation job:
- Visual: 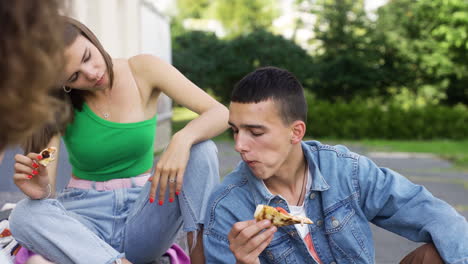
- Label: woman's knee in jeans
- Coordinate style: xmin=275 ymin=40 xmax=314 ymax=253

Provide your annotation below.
xmin=9 ymin=199 xmax=37 ymax=241
xmin=181 ymin=141 xmax=220 ymax=222
xmin=188 ymin=140 xmax=219 ymax=183
xmin=399 ymin=243 xmax=443 ymax=264
xmin=190 ymin=140 xmax=218 ymax=163
xmin=9 ymin=199 xmax=58 ymax=241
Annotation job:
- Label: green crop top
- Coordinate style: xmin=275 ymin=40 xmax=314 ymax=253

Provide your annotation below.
xmin=63 ymin=103 xmax=157 ymax=181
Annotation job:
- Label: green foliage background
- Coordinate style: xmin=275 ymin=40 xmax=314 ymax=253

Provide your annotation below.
xmin=173 ymin=30 xmax=314 ymax=104
xmin=306 ymin=98 xmax=468 ymax=140
xmin=172 ymin=0 xmax=468 ymax=140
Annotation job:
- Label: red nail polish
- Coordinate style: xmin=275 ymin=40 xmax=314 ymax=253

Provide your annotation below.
xmin=27 ymin=175 xmax=33 ymax=179
xmin=149 ymin=197 xmax=154 ymax=203
xmin=148 ymin=177 xmax=152 ymax=182
xmin=32 ymin=170 xmax=38 ymax=175
xmin=158 ymin=200 xmax=163 ymax=206
xmin=169 ymin=198 xmax=174 ymax=203
xmin=175 ymin=191 xmax=180 ymax=196
xmin=32 ymin=163 xmax=39 ymax=168
xmin=37 ymin=155 xmax=43 ymax=160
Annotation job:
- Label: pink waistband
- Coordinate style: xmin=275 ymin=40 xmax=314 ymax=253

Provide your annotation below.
xmin=67 ymin=173 xmax=151 ymax=191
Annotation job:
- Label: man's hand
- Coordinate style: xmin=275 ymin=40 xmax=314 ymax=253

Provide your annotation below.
xmin=228 ymin=219 xmax=277 ymax=264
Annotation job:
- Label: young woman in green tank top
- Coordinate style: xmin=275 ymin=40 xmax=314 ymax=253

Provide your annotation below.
xmin=11 ymin=17 xmax=228 ymax=264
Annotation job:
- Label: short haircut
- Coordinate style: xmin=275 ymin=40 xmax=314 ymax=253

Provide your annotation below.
xmin=231 ymin=67 xmax=307 ymax=125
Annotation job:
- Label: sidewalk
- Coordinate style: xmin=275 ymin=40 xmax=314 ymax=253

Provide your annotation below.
xmin=366 ymin=150 xmax=468 ymax=262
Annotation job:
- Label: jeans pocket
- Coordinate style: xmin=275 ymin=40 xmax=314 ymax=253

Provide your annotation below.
xmin=58 ymin=188 xmax=90 ymax=201
xmin=324 ymin=202 xmax=371 ymax=263
xmin=261 ymin=232 xmax=297 ymax=264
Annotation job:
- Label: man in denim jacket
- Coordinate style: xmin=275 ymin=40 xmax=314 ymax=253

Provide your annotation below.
xmin=203 ymin=67 xmax=468 ymax=264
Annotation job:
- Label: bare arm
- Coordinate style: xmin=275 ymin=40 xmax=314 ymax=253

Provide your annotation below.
xmin=130 ymin=54 xmax=229 ymax=143
xmin=130 ymin=55 xmax=228 ymax=207
xmin=45 ymin=135 xmax=60 ymax=195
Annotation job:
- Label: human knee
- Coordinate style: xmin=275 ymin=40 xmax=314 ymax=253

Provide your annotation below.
xmin=190 ymin=140 xmax=218 ymax=159
xmin=183 ymin=140 xmax=220 ymax=193
xmin=400 ymin=243 xmax=443 ymax=264
xmin=189 ymin=141 xmax=219 ymax=174
xmin=9 ymin=199 xmax=36 ymax=240
xmin=9 ymin=199 xmax=55 ymax=240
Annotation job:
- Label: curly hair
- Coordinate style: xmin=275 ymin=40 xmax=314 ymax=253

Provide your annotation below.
xmin=0 ymin=0 xmax=65 ymax=151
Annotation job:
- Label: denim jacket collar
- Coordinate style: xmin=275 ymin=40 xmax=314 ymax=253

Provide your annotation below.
xmin=245 ymin=141 xmax=330 ymax=206
xmin=302 ymin=141 xmax=331 ymax=192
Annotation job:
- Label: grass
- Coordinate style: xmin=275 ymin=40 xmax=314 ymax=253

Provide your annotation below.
xmin=172 ymin=107 xmax=468 ymax=170
xmin=321 ymin=139 xmax=468 ymax=170
xmin=172 ymin=107 xmax=199 ymax=122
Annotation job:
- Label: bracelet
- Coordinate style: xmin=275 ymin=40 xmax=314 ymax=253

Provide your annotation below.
xmin=41 ymin=183 xmax=52 ymax=200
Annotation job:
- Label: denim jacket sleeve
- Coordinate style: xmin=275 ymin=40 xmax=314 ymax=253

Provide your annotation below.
xmin=205 ymin=229 xmax=274 ymax=264
xmin=203 ymin=230 xmax=236 ymax=263
xmin=357 ymin=155 xmax=468 ymax=264
xmin=203 ymin=180 xmax=250 ymax=264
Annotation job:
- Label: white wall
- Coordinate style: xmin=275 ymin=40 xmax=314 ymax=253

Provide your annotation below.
xmin=139 ymin=1 xmax=173 ymax=149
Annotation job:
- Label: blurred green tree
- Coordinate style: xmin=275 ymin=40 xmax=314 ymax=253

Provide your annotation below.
xmin=211 ymin=0 xmax=279 ymax=37
xmin=376 ymin=0 xmax=468 ymax=105
xmin=175 ymin=0 xmax=279 ymax=38
xmin=173 ymin=30 xmax=313 ymax=104
xmin=172 ymin=31 xmax=227 ymax=98
xmin=176 ymin=0 xmax=211 ymax=18
xmin=309 ymin=0 xmax=388 ymax=101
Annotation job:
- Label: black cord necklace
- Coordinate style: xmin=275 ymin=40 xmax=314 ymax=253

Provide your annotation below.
xmin=296 ymin=162 xmax=307 ymax=206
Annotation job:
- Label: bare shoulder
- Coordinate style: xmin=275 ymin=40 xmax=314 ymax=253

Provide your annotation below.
xmin=128 ymin=54 xmax=165 ymax=73
xmin=128 ymin=54 xmax=167 ymax=86
xmin=129 ymin=53 xmax=158 ymax=63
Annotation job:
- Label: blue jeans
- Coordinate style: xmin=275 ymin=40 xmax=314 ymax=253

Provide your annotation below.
xmin=10 ymin=141 xmax=219 ymax=264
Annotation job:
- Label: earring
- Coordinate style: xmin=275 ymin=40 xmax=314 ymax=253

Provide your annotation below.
xmin=63 ymin=86 xmax=71 ymax=93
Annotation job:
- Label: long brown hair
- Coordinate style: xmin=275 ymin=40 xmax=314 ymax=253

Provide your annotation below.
xmin=0 ymin=0 xmax=65 ymax=151
xmin=22 ymin=17 xmax=115 ymax=153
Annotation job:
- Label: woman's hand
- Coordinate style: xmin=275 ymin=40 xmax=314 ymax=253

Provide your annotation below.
xmin=13 ymin=153 xmax=50 ymax=199
xmin=149 ymin=134 xmax=191 ymax=205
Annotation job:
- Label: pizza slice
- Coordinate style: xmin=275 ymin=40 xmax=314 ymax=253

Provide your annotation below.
xmin=254 ymin=204 xmax=313 ymax=227
xmin=38 ymin=147 xmax=57 ymax=167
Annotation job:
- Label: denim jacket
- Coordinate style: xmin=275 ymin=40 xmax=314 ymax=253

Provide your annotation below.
xmin=203 ymin=141 xmax=468 ymax=264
